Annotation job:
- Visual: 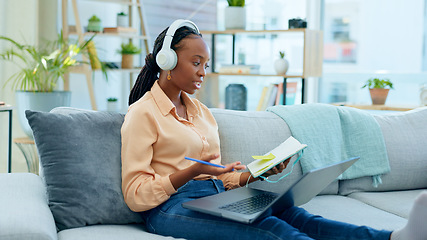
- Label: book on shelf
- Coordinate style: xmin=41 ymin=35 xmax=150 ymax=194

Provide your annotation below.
xmin=256 ymin=86 xmax=269 ymax=111
xmin=256 ymin=82 xmax=298 ymax=111
xmin=218 ymin=64 xmax=260 ymax=74
xmin=275 ymin=82 xmax=298 ymax=105
xmin=247 ymin=136 xmax=307 ymax=178
xmin=103 ymin=27 xmax=138 ymax=34
xmin=256 ymin=83 xmax=278 ymax=111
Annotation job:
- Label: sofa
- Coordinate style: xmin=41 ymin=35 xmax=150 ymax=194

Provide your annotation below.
xmin=1 ymin=105 xmax=426 ymax=240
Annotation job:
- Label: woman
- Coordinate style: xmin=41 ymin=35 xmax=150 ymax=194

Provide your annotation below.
xmin=121 ymin=19 xmax=426 ymax=240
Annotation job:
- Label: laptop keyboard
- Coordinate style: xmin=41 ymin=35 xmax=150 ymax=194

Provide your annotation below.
xmin=219 ymin=193 xmax=277 ymax=215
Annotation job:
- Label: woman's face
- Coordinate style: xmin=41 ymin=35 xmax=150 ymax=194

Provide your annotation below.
xmin=170 ymin=36 xmax=210 ymax=95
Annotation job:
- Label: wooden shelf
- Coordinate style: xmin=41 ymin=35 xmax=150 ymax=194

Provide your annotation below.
xmin=333 ymin=103 xmax=419 ymax=111
xmin=62 ymin=0 xmax=150 ymax=110
xmin=198 ymin=28 xmax=323 ymax=107
xmin=68 ymin=31 xmax=149 ymax=39
xmin=70 ymin=66 xmax=142 ymax=74
xmin=101 ymin=68 xmax=141 ymax=73
xmin=206 ymin=73 xmax=304 ymax=78
xmin=201 ymin=29 xmax=308 ymax=35
xmin=80 ymin=0 xmax=141 ymax=6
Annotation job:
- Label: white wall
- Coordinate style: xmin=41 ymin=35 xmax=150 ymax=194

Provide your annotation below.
xmin=358 ymin=0 xmax=424 ymax=72
xmin=0 ymin=0 xmax=40 ymax=173
xmin=320 ymin=0 xmax=426 ymax=105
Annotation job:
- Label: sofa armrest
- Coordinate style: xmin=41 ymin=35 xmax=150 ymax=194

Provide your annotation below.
xmin=0 ymin=173 xmax=57 ymax=240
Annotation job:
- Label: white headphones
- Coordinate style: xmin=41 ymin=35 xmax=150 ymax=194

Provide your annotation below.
xmin=155 ymin=19 xmax=200 ymax=71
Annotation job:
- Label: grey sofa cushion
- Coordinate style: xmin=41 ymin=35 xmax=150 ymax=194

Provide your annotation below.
xmin=339 ymin=107 xmax=427 ymax=195
xmin=0 ymin=173 xmax=57 ymax=240
xmin=58 ymin=224 xmax=182 ymax=240
xmin=347 ymin=189 xmax=425 ymax=219
xmin=301 ymin=195 xmax=407 ymax=231
xmin=211 ymin=109 xmax=338 ymax=195
xmin=26 ymin=109 xmax=143 ymax=231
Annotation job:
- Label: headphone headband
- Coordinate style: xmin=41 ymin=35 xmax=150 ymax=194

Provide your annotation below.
xmin=162 ymin=19 xmax=200 ymax=52
xmin=156 ymin=19 xmax=200 ymax=71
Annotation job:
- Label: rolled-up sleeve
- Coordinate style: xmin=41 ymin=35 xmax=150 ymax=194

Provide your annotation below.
xmin=217 ymin=171 xmax=243 ymax=190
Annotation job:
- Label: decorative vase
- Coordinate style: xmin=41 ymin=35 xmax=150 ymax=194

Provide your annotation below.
xmin=121 ymin=54 xmax=133 ymax=69
xmin=274 ymin=58 xmax=289 ymax=75
xmin=225 ymin=84 xmax=247 ymax=111
xmin=117 ymin=14 xmax=128 ymax=27
xmin=224 ymin=6 xmax=246 ymax=30
xmin=15 ymin=91 xmax=71 ymax=138
xmin=369 ymin=88 xmax=390 ymax=105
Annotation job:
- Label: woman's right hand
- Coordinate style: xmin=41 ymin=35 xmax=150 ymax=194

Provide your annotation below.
xmin=169 ymin=153 xmax=246 ymax=191
xmin=190 ymin=153 xmax=246 ymax=176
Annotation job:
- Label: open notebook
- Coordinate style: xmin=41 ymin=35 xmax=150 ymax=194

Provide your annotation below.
xmin=247 ymin=136 xmax=307 ymax=178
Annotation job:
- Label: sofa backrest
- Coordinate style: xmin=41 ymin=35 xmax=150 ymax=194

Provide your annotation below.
xmin=210 ymin=108 xmax=339 ymax=195
xmin=339 ymin=107 xmax=427 ymax=195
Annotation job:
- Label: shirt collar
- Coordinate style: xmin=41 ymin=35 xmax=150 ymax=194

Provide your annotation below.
xmin=151 ymin=80 xmax=199 ymax=118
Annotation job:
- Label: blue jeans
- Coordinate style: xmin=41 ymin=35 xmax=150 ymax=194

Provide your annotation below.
xmin=141 ymin=179 xmax=392 ymax=240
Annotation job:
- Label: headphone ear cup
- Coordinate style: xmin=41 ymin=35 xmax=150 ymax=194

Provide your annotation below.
xmin=156 ymin=48 xmax=177 ymax=71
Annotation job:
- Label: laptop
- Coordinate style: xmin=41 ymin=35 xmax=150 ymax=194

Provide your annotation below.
xmin=182 ymin=157 xmax=359 ymax=224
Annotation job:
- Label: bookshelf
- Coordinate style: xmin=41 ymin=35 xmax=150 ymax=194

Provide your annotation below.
xmin=62 ymin=0 xmax=150 ymax=110
xmin=199 ymin=29 xmax=323 ymax=107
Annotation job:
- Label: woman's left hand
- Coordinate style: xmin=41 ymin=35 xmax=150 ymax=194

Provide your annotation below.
xmin=261 ymin=157 xmax=291 ymax=178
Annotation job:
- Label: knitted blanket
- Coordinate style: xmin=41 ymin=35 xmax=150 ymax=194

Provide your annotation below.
xmin=267 ymin=103 xmax=391 ymax=186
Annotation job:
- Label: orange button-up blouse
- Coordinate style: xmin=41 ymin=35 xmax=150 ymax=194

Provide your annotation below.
xmin=121 ymin=81 xmax=242 ymax=212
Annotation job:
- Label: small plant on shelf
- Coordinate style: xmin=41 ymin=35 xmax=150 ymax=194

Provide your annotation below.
xmin=227 ymin=0 xmax=245 ymax=6
xmin=362 ymin=78 xmax=394 ymax=105
xmin=87 ymin=15 xmax=102 ymax=32
xmin=117 ymin=42 xmax=141 ymax=55
xmin=362 ymin=78 xmax=394 ymax=89
xmin=117 ymin=42 xmax=141 ymax=69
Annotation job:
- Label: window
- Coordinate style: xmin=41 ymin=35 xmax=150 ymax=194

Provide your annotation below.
xmin=320 ymin=0 xmax=427 ymax=106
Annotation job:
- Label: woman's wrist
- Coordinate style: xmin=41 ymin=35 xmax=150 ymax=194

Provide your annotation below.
xmin=169 ymin=165 xmax=200 ymax=191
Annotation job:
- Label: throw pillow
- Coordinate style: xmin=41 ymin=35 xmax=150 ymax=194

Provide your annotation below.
xmin=26 ymin=109 xmax=143 ymax=230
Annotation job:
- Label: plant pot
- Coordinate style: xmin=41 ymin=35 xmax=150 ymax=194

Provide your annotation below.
xmin=117 ymin=14 xmax=128 ymax=27
xmin=274 ymin=58 xmax=289 ymax=75
xmin=87 ymin=20 xmax=102 ymax=32
xmin=121 ymin=54 xmax=134 ymax=69
xmin=224 ymin=6 xmax=246 ymax=30
xmin=15 ymin=91 xmax=71 ymax=138
xmin=107 ymin=101 xmax=118 ymax=112
xmin=369 ymin=88 xmax=389 ymax=105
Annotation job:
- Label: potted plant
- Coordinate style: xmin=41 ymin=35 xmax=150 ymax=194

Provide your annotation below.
xmin=107 ymin=97 xmax=118 ymax=112
xmin=0 ymin=32 xmax=105 ymax=138
xmin=362 ymin=78 xmax=394 ymax=105
xmin=224 ymin=0 xmax=246 ymax=30
xmin=274 ymin=51 xmax=289 ymax=75
xmin=117 ymin=12 xmax=128 ymax=27
xmin=117 ymin=42 xmax=141 ymax=69
xmin=87 ymin=15 xmax=103 ymax=32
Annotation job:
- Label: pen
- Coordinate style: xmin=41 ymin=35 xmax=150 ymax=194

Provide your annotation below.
xmin=184 ymin=157 xmax=226 ymax=168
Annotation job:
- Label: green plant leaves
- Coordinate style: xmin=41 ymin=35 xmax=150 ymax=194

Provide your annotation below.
xmin=227 ymin=0 xmax=245 ymax=7
xmin=361 ymin=78 xmax=394 ymax=89
xmin=0 ymin=32 xmax=106 ymax=92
